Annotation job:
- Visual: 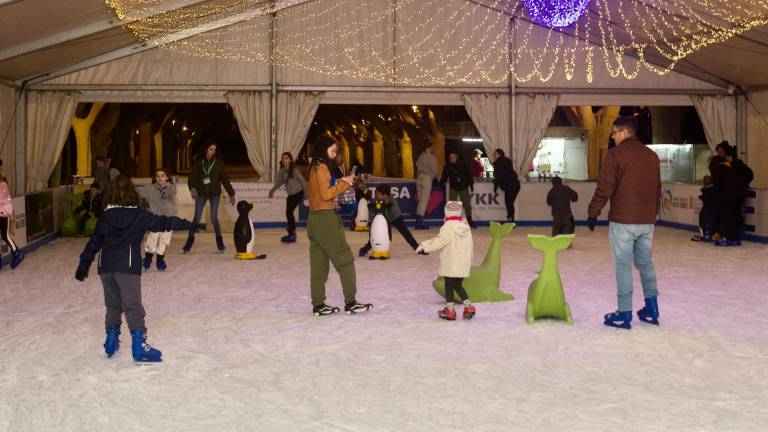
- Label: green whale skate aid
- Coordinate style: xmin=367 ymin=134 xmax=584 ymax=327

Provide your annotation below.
xmin=433 ymin=222 xmax=516 ymax=302
xmin=525 ymin=234 xmax=574 ymax=324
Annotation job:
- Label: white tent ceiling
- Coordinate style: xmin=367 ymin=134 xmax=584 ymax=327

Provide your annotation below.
xmin=1 ymin=0 xmax=767 ymax=89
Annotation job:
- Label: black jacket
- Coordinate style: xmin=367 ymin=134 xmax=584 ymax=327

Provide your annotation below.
xmin=699 ymin=183 xmax=717 ymax=209
xmin=492 ymin=156 xmax=520 ymax=191
xmin=188 ymin=158 xmax=235 ymax=198
xmin=547 ymin=184 xmax=578 ymax=215
xmin=77 ymin=207 xmax=192 ymax=276
xmin=75 ymin=191 xmax=103 ymax=217
xmin=439 ymin=160 xmax=474 ymax=191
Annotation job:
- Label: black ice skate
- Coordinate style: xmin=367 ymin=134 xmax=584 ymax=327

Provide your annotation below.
xmin=345 ymin=302 xmax=373 ymax=314
xmin=313 ymin=304 xmax=340 ymax=316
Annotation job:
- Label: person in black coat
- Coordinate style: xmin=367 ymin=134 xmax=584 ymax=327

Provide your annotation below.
xmin=546 ymin=176 xmax=578 ymax=236
xmin=439 ymin=151 xmax=475 ymax=228
xmin=74 ymin=182 xmax=104 ymax=234
xmin=491 ymin=148 xmax=521 ymax=223
xmin=692 ymin=175 xmax=717 ymax=241
xmin=75 ymin=175 xmax=203 ymax=362
xmin=711 ymin=143 xmax=754 ymax=245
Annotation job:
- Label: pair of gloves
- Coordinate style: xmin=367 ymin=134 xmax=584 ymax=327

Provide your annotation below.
xmin=190 ymin=188 xmax=236 ymax=205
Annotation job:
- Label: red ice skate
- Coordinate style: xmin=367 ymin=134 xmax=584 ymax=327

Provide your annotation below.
xmin=462 ymin=304 xmax=476 ymax=320
xmin=438 ymin=306 xmax=457 ymax=321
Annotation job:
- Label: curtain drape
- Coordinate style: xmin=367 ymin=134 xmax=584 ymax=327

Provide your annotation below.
xmin=513 ymin=94 xmax=559 ymax=181
xmin=462 ymin=93 xmax=510 ymax=157
xmin=691 ymin=95 xmax=737 ymax=152
xmin=26 ymin=90 xmax=80 ymax=192
xmin=225 ymin=91 xmax=271 ymax=180
xmin=276 ymin=91 xmax=323 ymax=167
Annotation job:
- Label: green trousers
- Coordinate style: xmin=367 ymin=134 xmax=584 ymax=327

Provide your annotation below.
xmin=448 ymin=188 xmax=472 ymax=219
xmin=307 ymin=210 xmax=357 ymax=306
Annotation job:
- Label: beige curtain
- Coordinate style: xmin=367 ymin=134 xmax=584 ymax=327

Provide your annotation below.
xmin=691 ymin=95 xmax=737 ymax=152
xmin=513 ymin=94 xmax=559 ymax=182
xmin=26 ymin=90 xmax=80 ymax=192
xmin=462 ymin=93 xmax=510 ymax=157
xmin=225 ymin=91 xmax=271 ymax=179
xmin=276 ymin=91 xmax=323 ymax=167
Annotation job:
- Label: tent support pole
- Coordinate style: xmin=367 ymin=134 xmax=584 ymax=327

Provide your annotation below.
xmin=269 ymin=5 xmax=277 ymax=183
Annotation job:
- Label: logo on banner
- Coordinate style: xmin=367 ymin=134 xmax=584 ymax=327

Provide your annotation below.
xmin=661 ymin=190 xmax=673 ymax=214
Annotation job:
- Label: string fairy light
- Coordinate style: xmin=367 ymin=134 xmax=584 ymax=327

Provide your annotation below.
xmin=105 ymin=0 xmax=768 ymax=85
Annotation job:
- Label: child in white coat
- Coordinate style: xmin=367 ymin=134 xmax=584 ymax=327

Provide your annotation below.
xmin=416 ymin=201 xmax=476 ymax=320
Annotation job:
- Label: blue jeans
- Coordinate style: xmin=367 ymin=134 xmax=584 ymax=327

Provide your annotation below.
xmin=609 ymin=222 xmax=658 ymax=311
xmin=191 ymin=196 xmax=221 ymax=237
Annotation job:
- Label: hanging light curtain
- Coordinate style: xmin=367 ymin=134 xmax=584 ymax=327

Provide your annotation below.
xmin=462 ymin=93 xmax=510 ymax=157
xmin=225 ymin=91 xmax=271 ymax=180
xmin=276 ymin=91 xmax=323 ymax=165
xmin=691 ymin=95 xmax=737 ymax=152
xmin=26 ymin=90 xmax=80 ymax=192
xmin=513 ymin=93 xmax=559 ymax=181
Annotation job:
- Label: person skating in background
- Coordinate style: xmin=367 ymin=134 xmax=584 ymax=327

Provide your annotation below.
xmin=359 ymin=184 xmax=426 ymax=257
xmin=75 ymin=175 xmax=203 ymax=362
xmin=470 ymin=149 xmax=485 ymax=178
xmin=349 ymin=177 xmax=371 ymax=232
xmin=332 ymin=152 xmax=346 ymax=179
xmin=416 ymin=201 xmax=476 ymax=321
xmin=587 ymin=116 xmax=661 ymax=330
xmin=269 ymin=152 xmax=306 ymax=243
xmin=712 ymin=144 xmax=754 ymax=246
xmin=183 ymin=139 xmax=236 ymax=253
xmin=0 ymin=158 xmax=23 ymax=270
xmin=140 ymin=168 xmax=177 ymax=271
xmin=692 ymin=175 xmax=717 ymax=242
xmin=414 ymin=143 xmax=438 ymax=230
xmin=440 ymin=151 xmax=476 ymax=228
xmin=73 ymin=182 xmax=103 ymax=236
xmin=547 ymin=176 xmax=578 ymax=237
xmin=306 ymin=136 xmax=372 ymax=316
xmin=491 ymin=148 xmax=520 ymax=224
xmin=93 ymin=156 xmax=111 ymax=193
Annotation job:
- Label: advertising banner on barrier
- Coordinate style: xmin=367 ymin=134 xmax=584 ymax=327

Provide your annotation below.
xmin=658 ymin=183 xmax=701 ymax=228
xmin=224 ymin=182 xmax=299 ymax=224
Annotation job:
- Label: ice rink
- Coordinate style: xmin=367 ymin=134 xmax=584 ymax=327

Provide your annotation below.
xmin=1 ymin=226 xmax=767 ymax=431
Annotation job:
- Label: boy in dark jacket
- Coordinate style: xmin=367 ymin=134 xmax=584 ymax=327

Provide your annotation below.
xmin=74 ymin=182 xmax=103 ymax=234
xmin=359 ymin=184 xmax=425 ymax=257
xmin=75 ymin=175 xmax=202 ymax=363
xmin=692 ymin=175 xmax=717 ymax=242
xmin=546 ymin=176 xmax=578 ymax=236
xmin=439 ymin=151 xmax=475 ymax=228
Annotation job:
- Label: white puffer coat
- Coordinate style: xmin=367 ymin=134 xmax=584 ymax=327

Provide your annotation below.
xmin=419 ymin=220 xmax=473 ymax=278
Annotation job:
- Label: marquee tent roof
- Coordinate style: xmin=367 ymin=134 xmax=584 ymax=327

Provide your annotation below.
xmin=1 ymin=0 xmax=768 ymax=89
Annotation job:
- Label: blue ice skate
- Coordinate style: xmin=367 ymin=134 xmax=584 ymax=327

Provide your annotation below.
xmin=104 ymin=325 xmax=121 ymax=358
xmin=604 ymin=310 xmax=632 ymax=329
xmin=142 ymin=252 xmax=153 ymax=270
xmin=130 ymin=329 xmax=162 ymax=362
xmin=637 ymin=296 xmax=659 ymax=325
xmin=10 ymin=251 xmax=24 ymax=269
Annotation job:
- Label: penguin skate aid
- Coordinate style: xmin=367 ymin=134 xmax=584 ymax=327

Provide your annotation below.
xmin=234 ymin=200 xmax=266 ymax=260
xmin=306 ymin=136 xmax=372 ymax=316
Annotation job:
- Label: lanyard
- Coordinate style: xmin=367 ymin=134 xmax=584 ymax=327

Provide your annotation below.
xmin=202 ymin=159 xmax=216 ymax=177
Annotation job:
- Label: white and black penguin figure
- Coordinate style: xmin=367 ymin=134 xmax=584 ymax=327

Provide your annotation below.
xmin=234 ymin=200 xmax=266 ymax=260
xmin=369 ymin=200 xmax=390 ymax=259
xmin=354 ymin=196 xmax=370 ymax=231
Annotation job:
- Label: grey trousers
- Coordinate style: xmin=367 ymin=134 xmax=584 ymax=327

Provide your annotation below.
xmin=101 ymin=273 xmax=147 ymax=333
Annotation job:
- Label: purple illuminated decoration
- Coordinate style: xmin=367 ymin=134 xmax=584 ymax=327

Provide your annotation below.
xmin=524 ymin=0 xmax=589 ymax=28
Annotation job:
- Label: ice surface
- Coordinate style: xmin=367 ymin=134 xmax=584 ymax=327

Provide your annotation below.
xmin=0 ymin=227 xmax=767 ymax=431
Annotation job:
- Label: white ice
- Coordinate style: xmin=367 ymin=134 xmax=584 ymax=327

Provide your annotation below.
xmin=1 ymin=226 xmax=767 ymax=431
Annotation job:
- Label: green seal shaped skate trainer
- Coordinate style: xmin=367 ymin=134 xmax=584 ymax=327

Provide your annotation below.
xmin=433 ymin=222 xmax=516 ymax=302
xmin=525 ymin=234 xmax=574 ymax=324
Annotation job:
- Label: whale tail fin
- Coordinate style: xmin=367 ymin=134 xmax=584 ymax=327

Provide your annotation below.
xmin=527 ymin=234 xmax=575 ymax=253
xmin=489 ymin=221 xmax=515 ymax=239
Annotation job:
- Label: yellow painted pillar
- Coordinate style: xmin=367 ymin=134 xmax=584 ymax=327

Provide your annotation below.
xmin=372 ymin=129 xmax=386 ymax=176
xmin=399 ymin=130 xmax=414 ymax=179
xmin=71 ymin=102 xmax=105 ymax=176
xmin=153 ymin=132 xmax=163 ymax=169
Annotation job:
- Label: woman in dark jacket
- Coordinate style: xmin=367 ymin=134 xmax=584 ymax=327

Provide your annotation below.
xmin=439 ymin=151 xmax=475 ymax=228
xmin=75 ymin=175 xmax=201 ymax=362
xmin=183 ymin=139 xmax=236 ymax=253
xmin=491 ymin=148 xmax=521 ymax=223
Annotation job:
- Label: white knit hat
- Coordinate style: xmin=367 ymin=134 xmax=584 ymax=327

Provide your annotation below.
xmin=444 ymin=201 xmax=463 ymax=219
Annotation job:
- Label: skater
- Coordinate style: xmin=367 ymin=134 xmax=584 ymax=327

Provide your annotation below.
xmin=183 ymin=139 xmax=236 ymax=253
xmin=269 ymin=152 xmax=306 ymax=243
xmin=73 ymin=182 xmax=103 ymax=235
xmin=93 ymin=156 xmax=111 ymax=193
xmin=416 ymin=201 xmax=476 ymax=320
xmin=470 ymin=149 xmax=485 ymax=178
xmin=0 ymin=159 xmax=23 ymax=269
xmin=491 ymin=148 xmax=520 ymax=223
xmin=350 ymin=177 xmax=371 ymax=232
xmin=587 ymin=116 xmax=661 ymax=329
xmin=140 ymin=168 xmax=177 ymax=271
xmin=359 ymin=184 xmax=425 ymax=257
xmin=691 ymin=175 xmax=717 ymax=242
xmin=306 ymin=136 xmax=372 ymax=316
xmin=712 ymin=144 xmax=753 ymax=246
xmin=439 ymin=151 xmax=476 ymax=228
xmin=546 ymin=176 xmax=578 ymax=237
xmin=414 ymin=143 xmax=438 ymax=229
xmin=74 ymin=175 xmax=203 ymax=362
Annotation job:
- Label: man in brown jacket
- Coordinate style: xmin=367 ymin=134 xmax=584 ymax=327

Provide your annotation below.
xmin=587 ymin=116 xmax=661 ymax=330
